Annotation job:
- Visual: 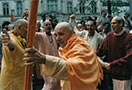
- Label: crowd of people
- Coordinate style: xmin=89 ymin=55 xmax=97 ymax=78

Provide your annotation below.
xmin=0 ymin=9 xmax=132 ymax=90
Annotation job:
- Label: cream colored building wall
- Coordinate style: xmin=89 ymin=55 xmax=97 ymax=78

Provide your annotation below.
xmin=0 ymin=0 xmax=129 ymax=27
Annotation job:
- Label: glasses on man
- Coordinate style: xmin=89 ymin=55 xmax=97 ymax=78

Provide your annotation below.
xmin=45 ymin=24 xmax=51 ymax=26
xmin=111 ymin=22 xmax=118 ymax=24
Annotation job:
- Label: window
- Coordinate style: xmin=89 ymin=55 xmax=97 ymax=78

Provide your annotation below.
xmin=67 ymin=1 xmax=72 ymax=14
xmin=91 ymin=1 xmax=96 ymax=13
xmin=17 ymin=1 xmax=22 ymax=16
xmin=79 ymin=1 xmax=85 ymax=14
xmin=47 ymin=0 xmax=58 ymax=12
xmin=3 ymin=3 xmax=9 ymax=16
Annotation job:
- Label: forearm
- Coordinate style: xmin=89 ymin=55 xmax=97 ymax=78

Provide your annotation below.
xmin=24 ymin=48 xmax=69 ymax=80
xmin=110 ymin=51 xmax=132 ymax=67
xmin=97 ymin=57 xmax=105 ymax=67
xmin=43 ymin=55 xmax=68 ymax=80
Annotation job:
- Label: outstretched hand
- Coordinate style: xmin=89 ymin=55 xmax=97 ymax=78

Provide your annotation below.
xmin=23 ymin=48 xmax=46 ymax=65
xmin=1 ymin=28 xmax=10 ymax=46
xmin=70 ymin=14 xmax=75 ymax=20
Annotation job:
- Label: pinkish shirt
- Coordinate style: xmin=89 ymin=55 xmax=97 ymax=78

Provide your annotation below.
xmin=36 ymin=32 xmax=60 ymax=90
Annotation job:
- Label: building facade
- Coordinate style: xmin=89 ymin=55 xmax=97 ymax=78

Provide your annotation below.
xmin=0 ymin=0 xmax=129 ymax=29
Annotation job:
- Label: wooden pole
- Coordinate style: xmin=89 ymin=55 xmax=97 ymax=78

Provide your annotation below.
xmin=23 ymin=0 xmax=39 ymax=90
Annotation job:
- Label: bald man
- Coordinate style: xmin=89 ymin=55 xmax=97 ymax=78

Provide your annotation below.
xmin=24 ymin=22 xmax=102 ymax=90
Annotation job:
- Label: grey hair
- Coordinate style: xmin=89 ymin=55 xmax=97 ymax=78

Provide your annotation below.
xmin=14 ymin=19 xmax=28 ymax=27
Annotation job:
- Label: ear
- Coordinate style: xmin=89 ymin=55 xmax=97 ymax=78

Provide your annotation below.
xmin=120 ymin=22 xmax=124 ymax=27
xmin=17 ymin=24 xmax=22 ymax=30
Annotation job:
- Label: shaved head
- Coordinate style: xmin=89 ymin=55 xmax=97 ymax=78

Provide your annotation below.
xmin=44 ymin=20 xmax=52 ymax=35
xmin=112 ymin=16 xmax=118 ymax=22
xmin=44 ymin=20 xmax=51 ymax=24
xmin=55 ymin=22 xmax=73 ymax=33
xmin=55 ymin=22 xmax=74 ymax=48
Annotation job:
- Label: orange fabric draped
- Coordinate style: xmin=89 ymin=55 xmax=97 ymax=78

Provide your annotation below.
xmin=59 ymin=35 xmax=103 ymax=90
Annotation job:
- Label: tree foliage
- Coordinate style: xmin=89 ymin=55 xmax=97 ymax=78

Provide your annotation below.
xmin=101 ymin=0 xmax=129 ymax=6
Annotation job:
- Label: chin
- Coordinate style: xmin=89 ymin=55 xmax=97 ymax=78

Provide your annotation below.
xmin=59 ymin=44 xmax=65 ymax=48
xmin=60 ymin=45 xmax=64 ymax=48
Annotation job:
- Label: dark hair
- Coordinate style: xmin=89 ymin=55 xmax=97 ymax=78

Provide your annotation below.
xmin=101 ymin=9 xmax=107 ymax=15
xmin=41 ymin=14 xmax=46 ymax=17
xmin=103 ymin=22 xmax=110 ymax=26
xmin=87 ymin=18 xmax=96 ymax=26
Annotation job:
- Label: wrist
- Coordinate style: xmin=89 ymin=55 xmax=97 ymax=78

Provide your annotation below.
xmin=41 ymin=54 xmax=46 ymax=64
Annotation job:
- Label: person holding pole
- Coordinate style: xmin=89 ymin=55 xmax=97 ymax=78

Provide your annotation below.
xmin=24 ymin=22 xmax=103 ymax=90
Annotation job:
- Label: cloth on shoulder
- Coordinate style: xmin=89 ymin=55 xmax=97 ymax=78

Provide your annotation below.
xmin=59 ymin=35 xmax=103 ymax=90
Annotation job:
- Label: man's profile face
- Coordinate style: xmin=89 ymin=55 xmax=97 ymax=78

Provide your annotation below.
xmin=55 ymin=26 xmax=72 ymax=48
xmin=16 ymin=22 xmax=28 ymax=38
xmin=111 ymin=17 xmax=122 ymax=33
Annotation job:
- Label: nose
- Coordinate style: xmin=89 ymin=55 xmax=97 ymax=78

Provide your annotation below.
xmin=56 ymin=35 xmax=60 ymax=41
xmin=87 ymin=26 xmax=91 ymax=30
xmin=111 ymin=23 xmax=114 ymax=27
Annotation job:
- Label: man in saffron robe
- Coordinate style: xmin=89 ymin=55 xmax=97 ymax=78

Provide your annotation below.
xmin=24 ymin=22 xmax=103 ymax=90
xmin=0 ymin=19 xmax=28 ymax=90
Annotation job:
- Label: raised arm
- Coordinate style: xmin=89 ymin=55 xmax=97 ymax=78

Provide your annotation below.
xmin=1 ymin=29 xmax=15 ymax=51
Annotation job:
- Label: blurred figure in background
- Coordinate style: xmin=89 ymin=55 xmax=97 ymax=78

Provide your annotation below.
xmin=99 ymin=22 xmax=111 ymax=38
xmin=77 ymin=23 xmax=83 ymax=31
xmin=69 ymin=14 xmax=76 ymax=29
xmin=36 ymin=21 xmax=43 ymax=32
xmin=48 ymin=14 xmax=58 ymax=30
xmin=22 ymin=10 xmax=28 ymax=20
xmin=97 ymin=25 xmax=103 ymax=33
xmin=122 ymin=12 xmax=132 ymax=32
xmin=96 ymin=9 xmax=110 ymax=27
xmin=40 ymin=14 xmax=46 ymax=29
xmin=8 ymin=24 xmax=14 ymax=31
